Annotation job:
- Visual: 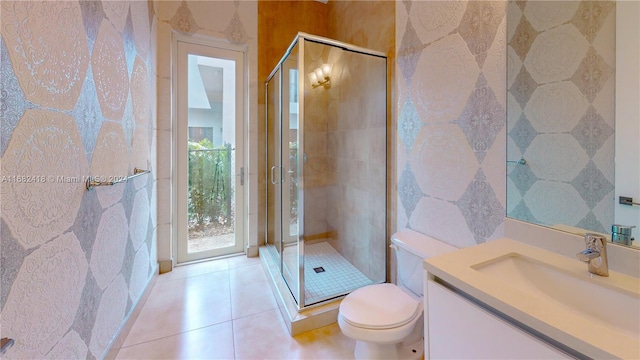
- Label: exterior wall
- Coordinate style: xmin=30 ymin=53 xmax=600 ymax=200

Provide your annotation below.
xmin=154 ymin=0 xmax=258 ymax=263
xmin=0 ymin=1 xmax=157 ymax=358
xmin=396 ymin=1 xmax=507 ymax=247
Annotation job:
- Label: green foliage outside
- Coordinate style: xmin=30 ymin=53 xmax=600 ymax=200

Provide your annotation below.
xmin=188 ymin=139 xmax=232 ymax=230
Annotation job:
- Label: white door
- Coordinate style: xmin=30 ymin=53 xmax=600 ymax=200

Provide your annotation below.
xmin=175 ymin=38 xmax=245 ymax=263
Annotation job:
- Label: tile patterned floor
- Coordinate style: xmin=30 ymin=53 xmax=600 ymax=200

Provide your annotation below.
xmin=115 ymin=254 xmax=355 ymax=360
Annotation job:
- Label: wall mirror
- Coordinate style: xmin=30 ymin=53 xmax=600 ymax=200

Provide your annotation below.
xmin=506 ymin=0 xmax=639 ymax=248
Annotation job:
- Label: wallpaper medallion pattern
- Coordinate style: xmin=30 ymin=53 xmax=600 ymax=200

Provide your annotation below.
xmin=131 ymin=1 xmax=151 ymax=59
xmin=89 ymin=275 xmax=128 ymax=358
xmin=131 ymin=57 xmax=150 ymax=126
xmin=1 ymin=109 xmax=88 ymax=249
xmin=130 ymin=127 xmax=151 ymax=185
xmin=398 ymin=101 xmax=423 ymax=151
xmin=102 ymin=1 xmax=129 ymax=34
xmin=458 ymin=75 xmax=505 ymax=162
xmin=410 ymin=124 xmax=478 ymax=201
xmin=72 ymin=73 xmax=107 ymax=163
xmin=1 ymin=1 xmax=157 ymax=359
xmin=507 ymin=0 xmax=615 ymax=233
xmin=224 ymin=11 xmax=248 ymax=45
xmin=2 ymin=233 xmax=88 ymax=359
xmin=410 ymin=34 xmax=480 ymax=125
xmin=170 ymin=1 xmax=199 ymax=35
xmin=129 ymin=245 xmax=150 ymax=304
xmin=524 ymin=81 xmax=588 ymax=133
xmin=89 ymin=204 xmax=128 ymax=290
xmin=0 ymin=1 xmax=89 ymax=111
xmin=457 ymin=1 xmax=504 ymax=67
xmin=410 ymin=1 xmax=466 ymax=47
xmin=0 ymin=38 xmax=34 ymax=157
xmin=91 ymin=121 xmax=129 ymax=209
xmin=43 ymin=331 xmax=88 ymax=360
xmin=129 ymin=189 xmax=150 ymax=251
xmin=397 ymin=1 xmax=506 ymax=245
xmin=397 ymin=20 xmax=422 ymax=85
xmin=92 ymin=19 xmax=129 ymax=122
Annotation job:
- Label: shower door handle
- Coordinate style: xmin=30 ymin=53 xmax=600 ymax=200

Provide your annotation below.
xmin=270 ymin=165 xmax=285 ymax=184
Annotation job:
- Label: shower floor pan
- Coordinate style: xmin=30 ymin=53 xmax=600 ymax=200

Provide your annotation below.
xmin=260 ymin=241 xmax=373 ymax=336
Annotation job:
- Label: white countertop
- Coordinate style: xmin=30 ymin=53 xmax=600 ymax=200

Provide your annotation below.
xmin=423 ymin=238 xmax=640 ymax=360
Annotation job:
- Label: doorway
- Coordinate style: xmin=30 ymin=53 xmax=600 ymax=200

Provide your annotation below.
xmin=175 ymin=37 xmax=246 ymax=263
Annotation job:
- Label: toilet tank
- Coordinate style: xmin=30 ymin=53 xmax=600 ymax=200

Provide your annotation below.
xmin=392 ymin=229 xmax=457 ymax=297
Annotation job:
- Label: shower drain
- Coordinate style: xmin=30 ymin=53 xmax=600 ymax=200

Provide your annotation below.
xmin=313 ymin=267 xmax=325 ymax=273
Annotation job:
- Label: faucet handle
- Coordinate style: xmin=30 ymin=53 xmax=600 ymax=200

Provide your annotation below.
xmin=584 ymin=233 xmax=605 ymax=248
xmin=611 ymin=225 xmax=635 ymax=245
xmin=611 ymin=224 xmax=635 ymax=234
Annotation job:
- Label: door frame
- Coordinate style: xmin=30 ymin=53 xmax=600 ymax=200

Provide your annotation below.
xmin=171 ymin=32 xmax=249 ymax=264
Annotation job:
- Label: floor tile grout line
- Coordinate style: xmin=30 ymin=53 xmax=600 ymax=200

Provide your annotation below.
xmin=230 ymin=305 xmax=280 ymax=322
xmin=119 ymin=256 xmax=283 ymax=358
xmin=119 ymin=319 xmax=235 ymax=350
xmin=227 ymin=265 xmax=237 ymax=360
xmin=122 ymin=267 xmax=235 ymax=350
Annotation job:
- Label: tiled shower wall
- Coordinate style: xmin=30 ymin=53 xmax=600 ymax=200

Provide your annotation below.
xmin=396 ymin=1 xmax=507 ymax=247
xmin=506 ymin=1 xmax=615 ymax=233
xmin=323 ymin=46 xmax=387 ymax=282
xmin=303 ymin=42 xmax=331 ymax=239
xmin=301 ymin=40 xmax=388 ymax=282
xmin=1 ymin=1 xmax=157 ymax=359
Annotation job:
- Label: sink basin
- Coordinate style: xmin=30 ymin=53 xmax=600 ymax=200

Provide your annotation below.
xmin=472 ymin=253 xmax=640 ymax=339
xmin=424 ymin=238 xmax=640 ymax=359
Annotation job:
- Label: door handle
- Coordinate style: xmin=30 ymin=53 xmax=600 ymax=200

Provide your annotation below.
xmin=236 ymin=167 xmax=244 ymax=186
xmin=281 ymin=165 xmax=285 ymax=183
xmin=270 ymin=165 xmax=277 ymax=185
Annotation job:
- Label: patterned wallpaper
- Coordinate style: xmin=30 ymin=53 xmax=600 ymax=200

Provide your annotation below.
xmin=0 ymin=1 xmax=157 ymax=359
xmin=396 ymin=1 xmax=507 ymax=247
xmin=506 ymin=1 xmax=615 ymax=234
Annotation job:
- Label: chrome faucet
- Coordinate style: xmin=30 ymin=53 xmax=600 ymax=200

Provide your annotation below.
xmin=576 ymin=233 xmax=609 ymax=277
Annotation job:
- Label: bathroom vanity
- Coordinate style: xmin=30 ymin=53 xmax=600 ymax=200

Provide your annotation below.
xmin=423 ymin=239 xmax=640 ymax=359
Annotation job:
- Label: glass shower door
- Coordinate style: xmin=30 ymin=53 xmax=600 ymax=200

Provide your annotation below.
xmin=266 ymin=33 xmax=387 ymax=310
xmin=265 ymin=43 xmax=302 ymax=306
xmin=265 ymin=67 xmax=282 ymax=266
xmin=281 ymin=44 xmax=301 ymax=305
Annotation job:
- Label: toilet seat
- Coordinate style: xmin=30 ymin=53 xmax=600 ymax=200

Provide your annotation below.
xmin=339 ymin=284 xmax=421 ymax=330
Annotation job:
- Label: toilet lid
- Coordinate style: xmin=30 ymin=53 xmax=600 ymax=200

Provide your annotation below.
xmin=340 ymin=283 xmax=421 ymax=329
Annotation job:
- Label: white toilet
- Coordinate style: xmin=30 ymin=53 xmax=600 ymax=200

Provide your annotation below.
xmin=338 ymin=229 xmax=457 ymax=360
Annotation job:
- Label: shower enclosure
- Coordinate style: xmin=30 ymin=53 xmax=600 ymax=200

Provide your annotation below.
xmin=265 ymin=33 xmax=387 ymax=309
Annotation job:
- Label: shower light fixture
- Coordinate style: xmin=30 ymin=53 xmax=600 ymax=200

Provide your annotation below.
xmin=308 ymin=63 xmax=332 ymax=89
